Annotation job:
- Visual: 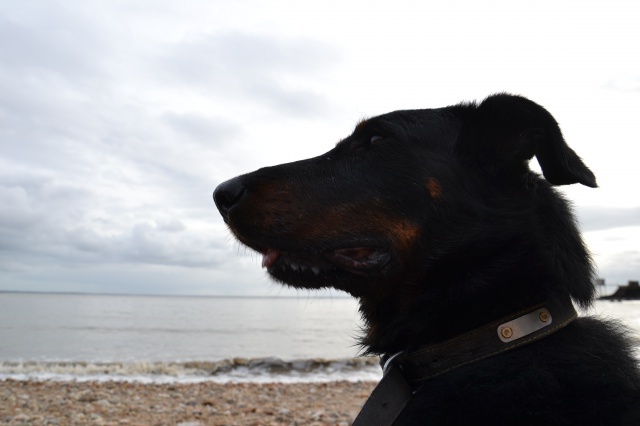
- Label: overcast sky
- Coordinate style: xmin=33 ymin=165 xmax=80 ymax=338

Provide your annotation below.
xmin=1 ymin=0 xmax=639 ymax=296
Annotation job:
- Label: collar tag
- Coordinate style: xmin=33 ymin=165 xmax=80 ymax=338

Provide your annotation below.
xmin=498 ymin=307 xmax=552 ymax=342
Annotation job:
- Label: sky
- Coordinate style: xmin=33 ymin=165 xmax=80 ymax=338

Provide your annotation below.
xmin=0 ymin=0 xmax=639 ymax=296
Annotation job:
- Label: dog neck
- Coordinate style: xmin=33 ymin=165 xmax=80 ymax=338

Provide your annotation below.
xmin=383 ymin=298 xmax=577 ymax=383
xmin=353 ymin=298 xmax=578 ymax=426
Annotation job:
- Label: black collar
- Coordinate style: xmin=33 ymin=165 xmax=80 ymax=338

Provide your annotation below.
xmin=353 ymin=299 xmax=578 ymax=426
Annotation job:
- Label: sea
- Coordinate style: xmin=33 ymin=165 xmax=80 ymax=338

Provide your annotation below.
xmin=1 ymin=293 xmax=639 ymax=384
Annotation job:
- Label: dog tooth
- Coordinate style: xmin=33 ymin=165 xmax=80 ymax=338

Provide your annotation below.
xmin=312 ymin=267 xmax=320 ymax=275
xmin=291 ymin=263 xmax=299 ymax=271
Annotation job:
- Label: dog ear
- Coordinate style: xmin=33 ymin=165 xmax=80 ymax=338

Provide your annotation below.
xmin=465 ymin=93 xmax=597 ymax=187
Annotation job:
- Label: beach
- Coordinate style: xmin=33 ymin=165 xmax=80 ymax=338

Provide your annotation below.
xmin=0 ymin=379 xmax=377 ymax=426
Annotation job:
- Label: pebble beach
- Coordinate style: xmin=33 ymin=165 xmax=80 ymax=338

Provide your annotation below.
xmin=0 ymin=379 xmax=377 ymax=426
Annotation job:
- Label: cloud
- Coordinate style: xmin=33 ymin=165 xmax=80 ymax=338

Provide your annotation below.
xmin=0 ymin=213 xmax=226 ymax=272
xmin=0 ymin=168 xmax=86 ymax=244
xmin=0 ymin=2 xmax=108 ymax=81
xmin=157 ymin=218 xmax=186 ymax=233
xmin=0 ymin=163 xmax=227 ymax=275
xmin=583 ymin=224 xmax=640 ymax=284
xmin=158 ymin=32 xmax=339 ymax=116
xmin=593 ymin=251 xmax=640 ymax=285
xmin=0 ymin=185 xmax=41 ymax=228
xmin=162 ymin=31 xmax=336 ymax=81
xmin=602 ymin=77 xmax=640 ymax=92
xmin=577 ymin=206 xmax=640 ymax=232
xmin=163 ymin=112 xmax=240 ymax=145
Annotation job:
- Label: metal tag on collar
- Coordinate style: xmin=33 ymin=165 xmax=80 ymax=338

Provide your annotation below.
xmin=497 ymin=307 xmax=552 ymax=342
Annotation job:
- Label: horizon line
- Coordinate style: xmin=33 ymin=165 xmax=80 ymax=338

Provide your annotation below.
xmin=0 ymin=290 xmax=352 ymax=299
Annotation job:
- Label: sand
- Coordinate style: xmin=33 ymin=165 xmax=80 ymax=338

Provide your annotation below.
xmin=0 ymin=379 xmax=377 ymax=426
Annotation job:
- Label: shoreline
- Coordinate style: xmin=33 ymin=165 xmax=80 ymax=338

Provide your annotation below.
xmin=0 ymin=357 xmax=382 ymax=385
xmin=1 ymin=379 xmax=377 ymax=426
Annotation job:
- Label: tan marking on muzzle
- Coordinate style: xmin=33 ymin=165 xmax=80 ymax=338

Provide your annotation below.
xmin=299 ymin=204 xmax=422 ymax=254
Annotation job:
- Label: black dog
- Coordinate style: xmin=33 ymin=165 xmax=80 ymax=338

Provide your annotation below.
xmin=214 ymin=94 xmax=640 ymax=425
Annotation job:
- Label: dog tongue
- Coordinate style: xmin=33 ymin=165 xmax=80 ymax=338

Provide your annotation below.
xmin=261 ymin=249 xmax=281 ymax=268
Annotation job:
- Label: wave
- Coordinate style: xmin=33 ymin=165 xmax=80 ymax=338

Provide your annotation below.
xmin=0 ymin=357 xmax=382 ymax=384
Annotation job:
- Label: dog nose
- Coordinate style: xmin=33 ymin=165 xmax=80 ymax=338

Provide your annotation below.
xmin=213 ymin=177 xmax=247 ymax=220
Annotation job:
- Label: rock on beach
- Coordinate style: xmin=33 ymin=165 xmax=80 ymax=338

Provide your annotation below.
xmin=0 ymin=379 xmax=376 ymax=425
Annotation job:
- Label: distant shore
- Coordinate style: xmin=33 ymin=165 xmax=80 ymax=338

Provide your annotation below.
xmin=1 ymin=379 xmax=376 ymax=426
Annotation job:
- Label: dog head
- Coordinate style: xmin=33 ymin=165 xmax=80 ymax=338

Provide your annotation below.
xmin=214 ymin=94 xmax=596 ymax=353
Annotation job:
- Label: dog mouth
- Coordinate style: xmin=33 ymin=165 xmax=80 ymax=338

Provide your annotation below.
xmin=261 ymin=246 xmax=390 ymax=277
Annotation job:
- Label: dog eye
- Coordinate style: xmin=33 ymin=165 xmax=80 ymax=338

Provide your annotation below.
xmin=370 ymin=135 xmax=384 ymax=144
